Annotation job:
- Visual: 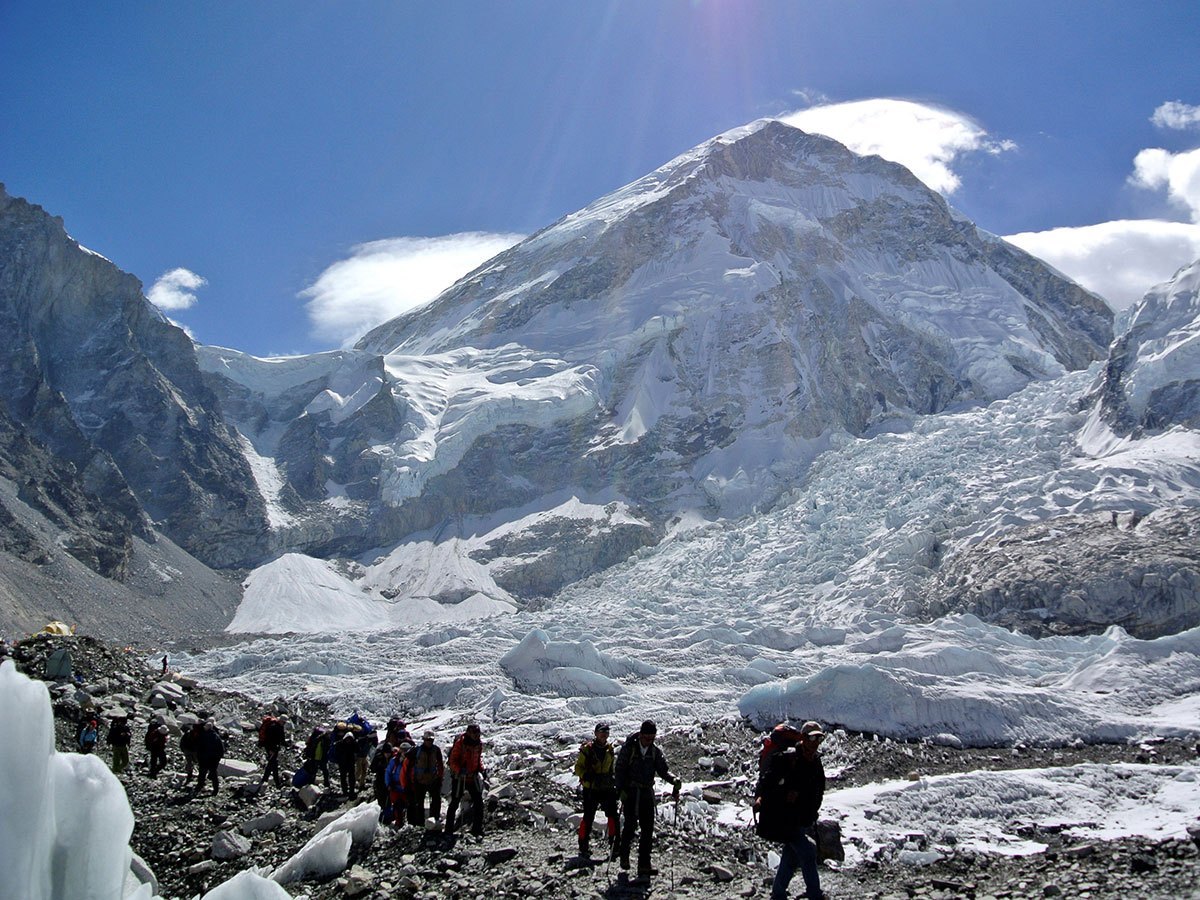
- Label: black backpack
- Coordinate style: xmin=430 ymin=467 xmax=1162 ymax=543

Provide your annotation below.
xmin=755 ymin=749 xmax=796 ymax=842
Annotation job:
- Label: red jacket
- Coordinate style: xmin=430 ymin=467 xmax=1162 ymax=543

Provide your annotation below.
xmin=448 ymin=733 xmax=484 ymax=776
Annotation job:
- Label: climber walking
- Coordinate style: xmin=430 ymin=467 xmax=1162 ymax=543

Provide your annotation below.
xmin=574 ymin=721 xmax=620 ymax=859
xmin=614 ymin=720 xmax=682 ymax=881
xmin=445 ymin=723 xmax=486 ymax=836
xmin=754 ymin=720 xmax=827 ymax=900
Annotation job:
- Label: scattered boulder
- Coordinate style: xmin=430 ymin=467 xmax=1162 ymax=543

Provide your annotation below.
xmin=211 ymin=830 xmax=252 ymax=861
xmin=240 ymin=810 xmax=287 ymax=836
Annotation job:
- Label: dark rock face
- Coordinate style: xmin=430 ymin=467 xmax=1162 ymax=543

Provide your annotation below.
xmin=0 ymin=185 xmax=270 ymax=570
xmin=923 ymin=508 xmax=1200 ymax=638
xmin=0 ymin=400 xmax=137 ymax=577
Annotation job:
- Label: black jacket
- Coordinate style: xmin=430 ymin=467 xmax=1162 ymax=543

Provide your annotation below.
xmin=614 ymin=732 xmax=673 ymax=793
xmin=107 ymin=721 xmax=131 ymax=747
xmin=755 ymin=747 xmax=825 ymax=837
xmin=196 ymin=729 xmax=226 ymax=766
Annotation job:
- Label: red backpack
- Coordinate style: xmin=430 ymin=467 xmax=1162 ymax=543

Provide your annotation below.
xmin=758 ymin=723 xmax=804 ymax=771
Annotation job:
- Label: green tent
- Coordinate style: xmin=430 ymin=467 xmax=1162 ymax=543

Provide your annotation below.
xmin=45 ymin=647 xmax=72 ymax=680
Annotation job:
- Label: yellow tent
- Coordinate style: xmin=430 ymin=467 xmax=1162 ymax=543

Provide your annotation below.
xmin=40 ymin=621 xmax=74 ymax=636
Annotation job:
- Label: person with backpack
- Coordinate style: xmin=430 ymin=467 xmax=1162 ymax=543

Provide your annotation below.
xmin=385 ymin=716 xmax=412 ymax=747
xmin=304 ymin=726 xmax=332 ymax=787
xmin=77 ymin=718 xmax=99 ymax=754
xmin=335 ymin=730 xmax=359 ymax=798
xmin=107 ymin=716 xmax=132 ymax=774
xmin=258 ymin=714 xmax=287 ymax=788
xmin=180 ymin=721 xmax=202 ymax=785
xmin=407 ymin=730 xmax=445 ymax=827
xmin=384 ymin=744 xmax=410 ymax=826
xmin=194 ymin=720 xmax=225 ymax=796
xmin=614 ymin=720 xmax=681 ymax=881
xmin=444 ymin=723 xmax=486 ymax=836
xmin=574 ymin=721 xmax=619 ymax=859
xmin=370 ymin=740 xmax=394 ymax=818
xmin=145 ymin=723 xmax=168 ymax=778
xmin=339 ymin=712 xmax=375 ymax=793
xmin=753 ymin=720 xmax=827 ymax=900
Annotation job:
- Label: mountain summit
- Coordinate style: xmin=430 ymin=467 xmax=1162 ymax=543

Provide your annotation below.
xmin=353 ymin=120 xmax=1111 ymax=511
xmin=0 ymin=122 xmax=1117 ymax=632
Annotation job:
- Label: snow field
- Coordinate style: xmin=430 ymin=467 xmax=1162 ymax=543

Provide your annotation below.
xmin=182 ymin=362 xmax=1200 ymax=863
xmin=827 ymin=763 xmax=1200 ymax=861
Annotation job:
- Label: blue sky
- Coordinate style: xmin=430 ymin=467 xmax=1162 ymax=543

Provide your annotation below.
xmin=3 ymin=1 xmax=1199 ymax=355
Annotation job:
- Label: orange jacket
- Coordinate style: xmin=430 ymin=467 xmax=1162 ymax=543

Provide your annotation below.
xmin=448 ymin=733 xmax=484 ymax=776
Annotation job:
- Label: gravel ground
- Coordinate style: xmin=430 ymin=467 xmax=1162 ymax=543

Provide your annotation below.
xmin=6 ymin=633 xmax=1199 ymax=899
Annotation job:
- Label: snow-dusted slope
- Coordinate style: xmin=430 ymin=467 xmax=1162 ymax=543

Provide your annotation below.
xmin=355 ymin=120 xmax=1110 ymax=516
xmin=196 ymin=121 xmax=1114 ymax=625
xmin=184 ymin=362 xmax=1200 ymax=747
xmin=1087 ymin=257 xmax=1200 ymax=438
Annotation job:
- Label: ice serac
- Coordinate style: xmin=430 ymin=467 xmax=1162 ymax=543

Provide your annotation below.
xmin=0 ymin=185 xmax=270 ymax=571
xmin=357 ymin=120 xmax=1111 ymax=516
xmin=918 ymin=261 xmax=1200 ymax=638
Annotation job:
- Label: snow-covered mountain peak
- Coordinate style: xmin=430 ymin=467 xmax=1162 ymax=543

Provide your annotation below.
xmin=1088 ymin=257 xmax=1200 ymax=438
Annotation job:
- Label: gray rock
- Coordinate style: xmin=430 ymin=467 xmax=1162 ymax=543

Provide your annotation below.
xmin=211 ymin=830 xmax=251 ymax=860
xmin=217 ymin=758 xmax=258 ymax=778
xmin=541 ymin=801 xmax=573 ymax=821
xmin=241 ymin=810 xmax=287 ymax=835
xmin=297 ymin=784 xmax=323 ymax=808
xmin=486 ymin=847 xmax=520 ymax=866
xmin=341 ymin=864 xmax=375 ymax=897
xmin=707 ymin=863 xmax=735 ymax=882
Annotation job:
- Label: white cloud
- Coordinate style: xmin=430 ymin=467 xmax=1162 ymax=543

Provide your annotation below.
xmin=779 ymin=98 xmax=1015 ymax=195
xmin=1151 ymin=101 xmax=1200 ymax=130
xmin=1130 ymin=146 xmax=1200 ymax=222
xmin=302 ymin=232 xmax=524 ymax=347
xmin=1004 ymin=220 xmax=1200 ymax=310
xmin=147 ymin=267 xmax=206 ymax=311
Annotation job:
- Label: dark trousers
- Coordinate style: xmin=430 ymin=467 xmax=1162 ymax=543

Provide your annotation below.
xmin=618 ymin=786 xmax=656 ymax=870
xmin=445 ymin=775 xmax=482 ymax=835
xmin=773 ymin=824 xmax=821 ymax=900
xmin=409 ymin=782 xmax=442 ymax=824
xmin=196 ymin=761 xmax=219 ymax=795
xmin=262 ymin=748 xmax=281 ymax=786
xmin=339 ymin=762 xmax=356 ymax=797
xmin=373 ymin=775 xmax=390 ymax=812
xmin=148 ymin=747 xmax=167 ymax=778
xmin=580 ymin=788 xmax=619 ymax=852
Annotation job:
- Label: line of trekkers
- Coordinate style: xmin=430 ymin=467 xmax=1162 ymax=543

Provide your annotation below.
xmin=101 ymin=707 xmax=828 ymax=897
xmin=281 ymin=714 xmax=486 ymax=838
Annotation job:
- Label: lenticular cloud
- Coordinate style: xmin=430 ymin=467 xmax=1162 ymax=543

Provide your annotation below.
xmin=302 ymin=231 xmax=524 ymax=348
xmin=780 ymin=98 xmax=1015 ymax=195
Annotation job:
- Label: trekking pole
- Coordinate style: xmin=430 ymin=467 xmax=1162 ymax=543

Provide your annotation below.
xmin=670 ymin=787 xmax=681 ymax=895
xmin=605 ymin=792 xmax=622 ymax=887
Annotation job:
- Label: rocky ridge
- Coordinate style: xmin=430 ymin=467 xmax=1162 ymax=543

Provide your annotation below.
xmin=923 ymin=506 xmax=1200 ymax=638
xmin=0 ymin=185 xmax=270 ymax=572
xmin=7 ymin=633 xmax=1197 ymax=899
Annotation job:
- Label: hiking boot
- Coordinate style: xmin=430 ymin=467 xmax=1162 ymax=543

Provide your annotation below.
xmin=578 ymin=841 xmax=590 ymax=859
xmin=636 ymin=865 xmax=654 ymax=881
xmin=619 ymin=853 xmax=630 ymax=871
